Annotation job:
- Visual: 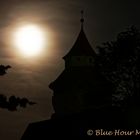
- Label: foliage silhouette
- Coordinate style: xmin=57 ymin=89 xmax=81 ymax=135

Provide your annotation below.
xmin=0 ymin=65 xmax=11 ymax=75
xmin=97 ymin=26 xmax=140 ymax=110
xmin=0 ymin=65 xmax=36 ymax=111
xmin=0 ymin=94 xmax=36 ymax=111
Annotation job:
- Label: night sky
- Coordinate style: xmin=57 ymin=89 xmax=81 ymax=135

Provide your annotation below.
xmin=0 ymin=0 xmax=140 ymax=140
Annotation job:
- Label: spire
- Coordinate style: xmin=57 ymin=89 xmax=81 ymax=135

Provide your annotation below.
xmin=63 ymin=10 xmax=96 ymax=60
xmin=80 ymin=10 xmax=84 ymax=29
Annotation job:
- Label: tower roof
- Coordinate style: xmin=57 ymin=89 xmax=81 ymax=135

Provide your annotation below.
xmin=63 ymin=11 xmax=96 ymax=59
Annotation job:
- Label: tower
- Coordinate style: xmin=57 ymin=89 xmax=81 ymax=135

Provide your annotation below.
xmin=63 ymin=11 xmax=96 ymax=69
xmin=49 ymin=11 xmax=112 ymax=117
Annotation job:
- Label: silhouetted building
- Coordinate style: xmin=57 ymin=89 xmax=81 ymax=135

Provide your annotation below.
xmin=21 ymin=12 xmax=115 ymax=140
xmin=49 ymin=14 xmax=112 ymax=118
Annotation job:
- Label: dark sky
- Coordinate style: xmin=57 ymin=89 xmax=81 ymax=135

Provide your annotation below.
xmin=0 ymin=0 xmax=140 ymax=140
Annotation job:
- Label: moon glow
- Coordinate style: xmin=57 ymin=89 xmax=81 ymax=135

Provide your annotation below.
xmin=13 ymin=25 xmax=45 ymax=57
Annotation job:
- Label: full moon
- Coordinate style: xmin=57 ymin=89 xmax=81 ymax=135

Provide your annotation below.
xmin=13 ymin=25 xmax=45 ymax=57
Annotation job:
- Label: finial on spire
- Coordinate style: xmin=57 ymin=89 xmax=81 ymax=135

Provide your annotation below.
xmin=80 ymin=10 xmax=84 ymax=29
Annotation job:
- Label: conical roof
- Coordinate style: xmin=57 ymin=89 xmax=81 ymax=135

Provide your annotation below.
xmin=63 ymin=28 xmax=96 ymax=59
